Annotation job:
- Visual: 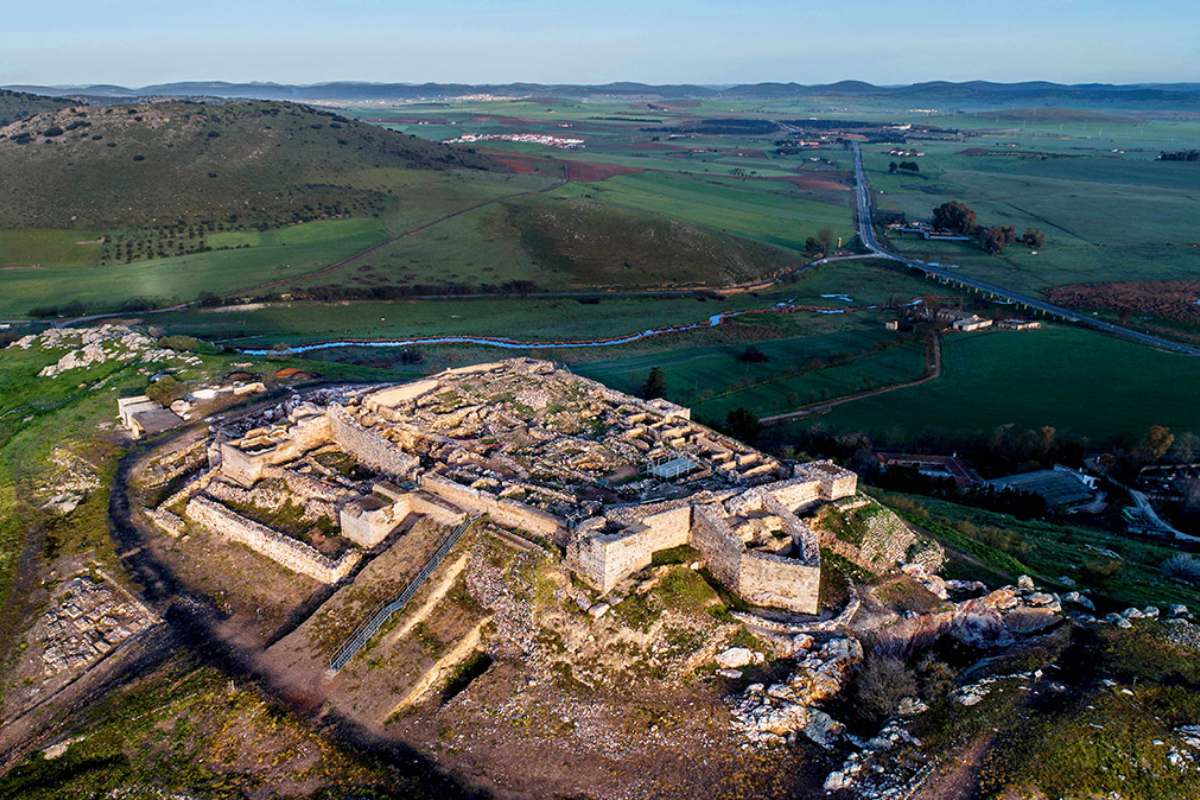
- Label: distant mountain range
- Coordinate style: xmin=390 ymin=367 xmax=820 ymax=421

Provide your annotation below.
xmin=6 ymin=80 xmax=1200 ymax=106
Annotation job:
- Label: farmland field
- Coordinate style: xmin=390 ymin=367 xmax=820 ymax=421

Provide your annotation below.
xmin=0 ymin=217 xmax=388 ymax=317
xmin=801 ymin=325 xmax=1200 ymax=443
xmin=0 ymin=229 xmax=104 ymax=268
xmin=574 ymin=325 xmax=926 ymax=424
xmin=860 ymin=131 xmax=1200 ymax=294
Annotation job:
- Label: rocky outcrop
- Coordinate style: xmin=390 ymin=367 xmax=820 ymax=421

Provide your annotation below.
xmin=873 ymin=580 xmax=1065 ymax=656
xmin=729 ymin=636 xmax=863 ymax=747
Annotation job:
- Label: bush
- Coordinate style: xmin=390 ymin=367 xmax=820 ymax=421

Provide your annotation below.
xmin=853 ymin=654 xmax=917 ymax=722
xmin=145 ymin=375 xmax=183 ymax=406
xmin=1079 ymin=558 xmax=1122 ymax=585
xmin=1161 ymin=554 xmax=1200 ymax=584
xmin=738 ymin=345 xmax=769 ymax=363
xmin=724 ymin=407 xmax=761 ymax=443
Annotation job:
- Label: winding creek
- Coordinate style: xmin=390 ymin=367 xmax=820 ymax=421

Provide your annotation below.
xmin=239 ymin=307 xmax=834 ymax=356
xmin=240 ymin=309 xmax=739 ymax=355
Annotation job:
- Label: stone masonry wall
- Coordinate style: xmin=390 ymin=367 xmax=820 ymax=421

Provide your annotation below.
xmin=185 ymin=496 xmax=359 ymax=584
xmin=339 ymin=496 xmax=412 ymax=548
xmin=690 ymin=504 xmax=744 ymax=591
xmin=327 ymin=405 xmax=419 ymax=479
xmin=737 ymin=551 xmax=820 ymax=615
xmin=567 ymin=505 xmax=692 ymax=593
xmin=419 ymin=474 xmax=565 ymax=540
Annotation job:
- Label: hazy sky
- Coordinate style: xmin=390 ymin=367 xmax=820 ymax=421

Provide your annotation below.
xmin=4 ymin=0 xmax=1198 ymax=87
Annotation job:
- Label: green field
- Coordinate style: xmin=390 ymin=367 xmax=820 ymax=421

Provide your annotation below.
xmin=807 ymin=325 xmax=1200 ymax=443
xmin=553 ymin=170 xmax=852 ymax=252
xmin=861 ymin=135 xmax=1200 ymax=293
xmin=574 ymin=320 xmax=925 ymax=424
xmin=0 ymin=229 xmax=104 ymax=268
xmin=0 ymin=217 xmax=388 ymax=317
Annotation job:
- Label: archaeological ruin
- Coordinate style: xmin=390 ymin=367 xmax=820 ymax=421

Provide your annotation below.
xmin=145 ymin=358 xmax=857 ymax=614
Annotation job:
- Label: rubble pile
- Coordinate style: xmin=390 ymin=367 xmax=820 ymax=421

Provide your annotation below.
xmin=37 ymin=446 xmax=102 ymax=517
xmin=728 ymin=636 xmax=863 ymax=747
xmin=873 ymin=575 xmax=1067 ymax=655
xmin=37 ymin=575 xmax=154 ymax=676
xmin=9 ymin=324 xmax=201 ymax=378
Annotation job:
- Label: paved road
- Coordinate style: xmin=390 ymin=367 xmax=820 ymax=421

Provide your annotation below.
xmin=849 ymin=142 xmax=1200 ymax=357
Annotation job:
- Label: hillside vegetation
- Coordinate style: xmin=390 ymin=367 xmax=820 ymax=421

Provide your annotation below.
xmin=0 ymin=89 xmax=69 ymax=127
xmin=0 ymin=98 xmax=496 ymax=230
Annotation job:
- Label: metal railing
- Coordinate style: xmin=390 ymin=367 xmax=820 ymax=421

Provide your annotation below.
xmin=328 ymin=514 xmax=482 ymax=672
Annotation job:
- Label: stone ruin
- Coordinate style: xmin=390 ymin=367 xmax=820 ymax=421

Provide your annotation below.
xmin=144 ymin=359 xmax=857 ymax=613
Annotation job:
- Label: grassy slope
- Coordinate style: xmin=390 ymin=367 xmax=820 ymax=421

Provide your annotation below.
xmin=876 ymin=490 xmax=1200 ymax=611
xmin=0 ymin=229 xmax=104 ymax=268
xmin=0 ymin=99 xmax=494 ymax=229
xmin=0 ymin=218 xmax=388 ymax=316
xmin=553 ymin=170 xmax=852 ymax=252
xmin=293 ymin=191 xmax=802 ymax=292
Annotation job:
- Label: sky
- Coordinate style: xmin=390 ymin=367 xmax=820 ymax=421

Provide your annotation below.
xmin=3 ymin=0 xmax=1198 ymax=87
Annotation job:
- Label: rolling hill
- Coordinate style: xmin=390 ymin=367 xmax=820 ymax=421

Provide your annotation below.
xmin=0 ymin=89 xmax=70 ymax=127
xmin=8 ymin=80 xmax=1200 ymax=107
xmin=0 ymin=98 xmax=496 ymax=229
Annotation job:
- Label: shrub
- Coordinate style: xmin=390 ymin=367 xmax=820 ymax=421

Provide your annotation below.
xmin=738 ymin=345 xmax=769 ymax=363
xmin=853 ymin=654 xmax=917 ymax=722
xmin=145 ymin=375 xmax=183 ymax=406
xmin=1079 ymin=558 xmax=1122 ymax=585
xmin=1161 ymin=554 xmax=1200 ymax=584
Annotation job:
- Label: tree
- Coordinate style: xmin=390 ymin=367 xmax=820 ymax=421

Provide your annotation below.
xmin=931 ymin=201 xmax=977 ymax=234
xmin=641 ymin=367 xmax=666 ymax=400
xmin=1144 ymin=425 xmax=1175 ymax=461
xmin=888 ymin=161 xmax=898 ymax=173
xmin=725 ymin=407 xmax=761 ymax=442
xmin=979 ymin=227 xmax=1006 ymax=254
xmin=852 ymin=655 xmax=917 ymax=723
xmin=804 ymin=236 xmax=822 ymax=256
xmin=738 ymin=345 xmax=769 ymax=363
xmin=1021 ymin=228 xmax=1046 ymax=248
xmin=898 ymin=161 xmax=920 ymax=173
xmin=817 ymin=226 xmax=836 ymax=256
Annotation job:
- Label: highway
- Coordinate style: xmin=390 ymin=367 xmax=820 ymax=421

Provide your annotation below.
xmin=849 ymin=142 xmax=1200 ymax=356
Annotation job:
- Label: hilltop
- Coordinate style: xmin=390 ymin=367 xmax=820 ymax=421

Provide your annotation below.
xmin=0 ymin=89 xmax=70 ymax=127
xmin=0 ymin=97 xmax=496 ymax=229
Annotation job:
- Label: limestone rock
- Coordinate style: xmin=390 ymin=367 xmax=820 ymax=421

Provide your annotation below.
xmin=715 ymin=647 xmax=754 ymax=669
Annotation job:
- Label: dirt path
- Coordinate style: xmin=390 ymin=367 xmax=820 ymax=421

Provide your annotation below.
xmin=916 ymin=732 xmax=993 ymax=800
xmin=760 ymin=333 xmax=941 ymax=425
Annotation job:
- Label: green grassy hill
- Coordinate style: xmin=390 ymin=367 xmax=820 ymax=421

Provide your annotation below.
xmin=0 ymin=98 xmax=495 ymax=230
xmin=0 ymin=89 xmax=69 ymax=127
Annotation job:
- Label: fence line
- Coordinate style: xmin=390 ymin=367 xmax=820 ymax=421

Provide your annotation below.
xmin=328 ymin=514 xmax=482 ymax=672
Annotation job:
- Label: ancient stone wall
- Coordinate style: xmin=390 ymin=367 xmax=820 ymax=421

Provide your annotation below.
xmin=339 ymin=495 xmax=412 ymax=548
xmin=185 ymin=496 xmax=359 ymax=584
xmin=765 ymin=478 xmax=823 ymax=511
xmin=762 ymin=493 xmax=820 ymax=562
xmin=737 ymin=551 xmax=820 ymax=615
xmin=793 ymin=461 xmax=858 ymax=500
xmin=419 ymin=474 xmax=565 ymax=540
xmin=328 ymin=405 xmax=419 ymax=478
xmin=690 ymin=504 xmax=744 ymax=591
xmin=567 ymin=505 xmax=692 ymax=593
